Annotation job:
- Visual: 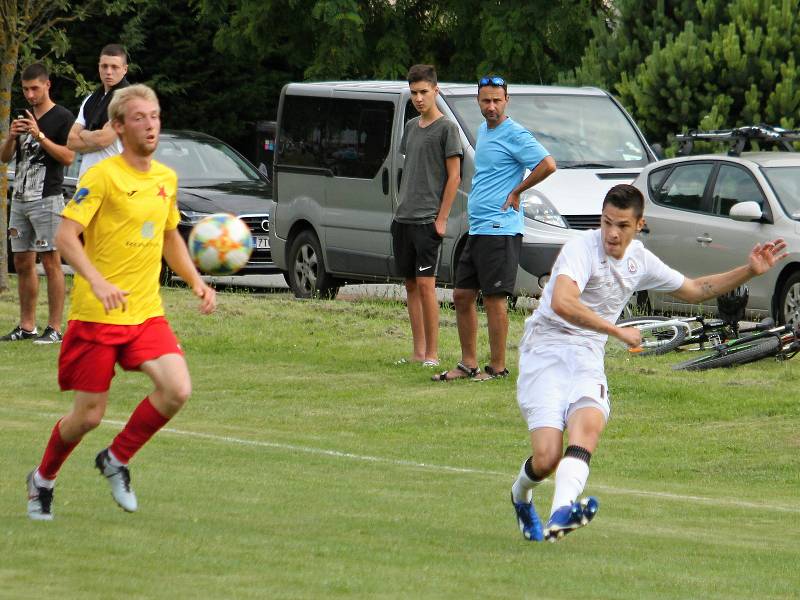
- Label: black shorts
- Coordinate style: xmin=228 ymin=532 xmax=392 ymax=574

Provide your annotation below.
xmin=391 ymin=221 xmax=442 ymax=279
xmin=454 ymin=234 xmax=521 ymax=296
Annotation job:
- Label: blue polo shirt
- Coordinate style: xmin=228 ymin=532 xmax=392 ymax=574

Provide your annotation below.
xmin=468 ymin=118 xmax=550 ymax=235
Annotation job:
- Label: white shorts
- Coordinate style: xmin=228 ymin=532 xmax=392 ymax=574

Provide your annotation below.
xmin=517 ymin=343 xmax=611 ymax=431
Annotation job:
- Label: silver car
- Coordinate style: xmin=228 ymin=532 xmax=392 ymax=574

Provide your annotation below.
xmin=632 ymin=151 xmax=800 ymax=324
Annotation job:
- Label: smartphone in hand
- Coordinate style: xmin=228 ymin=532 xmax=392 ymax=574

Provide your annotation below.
xmin=13 ymin=108 xmax=30 ymax=120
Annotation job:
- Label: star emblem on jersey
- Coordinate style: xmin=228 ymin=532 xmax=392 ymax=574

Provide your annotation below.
xmin=157 ymin=185 xmax=168 ymax=201
xmin=627 ymin=258 xmax=637 ymax=273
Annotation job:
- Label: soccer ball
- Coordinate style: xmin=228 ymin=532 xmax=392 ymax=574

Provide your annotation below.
xmin=188 ymin=213 xmax=253 ymax=275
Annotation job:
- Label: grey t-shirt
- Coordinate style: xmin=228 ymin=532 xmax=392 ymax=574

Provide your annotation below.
xmin=395 ymin=116 xmax=462 ymax=224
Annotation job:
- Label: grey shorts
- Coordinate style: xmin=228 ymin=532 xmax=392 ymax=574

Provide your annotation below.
xmin=9 ymin=194 xmax=65 ymax=252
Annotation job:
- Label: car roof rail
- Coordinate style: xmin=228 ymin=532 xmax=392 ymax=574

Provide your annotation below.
xmin=675 ymin=124 xmax=800 ymax=157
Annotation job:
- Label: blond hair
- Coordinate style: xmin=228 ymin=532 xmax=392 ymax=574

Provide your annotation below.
xmin=108 ymin=84 xmax=159 ymax=123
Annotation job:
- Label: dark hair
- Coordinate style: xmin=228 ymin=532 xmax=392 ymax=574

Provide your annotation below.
xmin=21 ymin=63 xmax=49 ymax=82
xmin=100 ymin=44 xmax=128 ymax=64
xmin=407 ymin=64 xmax=437 ymax=86
xmin=602 ymin=184 xmax=644 ymax=219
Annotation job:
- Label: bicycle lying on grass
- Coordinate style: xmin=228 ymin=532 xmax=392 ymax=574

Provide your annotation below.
xmin=671 ymin=322 xmax=800 ymax=371
xmin=617 ymin=314 xmax=775 ymax=356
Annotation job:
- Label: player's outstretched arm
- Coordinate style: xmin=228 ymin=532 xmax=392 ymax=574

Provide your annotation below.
xmin=550 ymin=274 xmax=641 ymax=348
xmin=55 ymin=217 xmax=129 ymax=313
xmin=672 ymin=238 xmax=788 ymax=304
xmin=162 ymin=228 xmax=216 ymax=314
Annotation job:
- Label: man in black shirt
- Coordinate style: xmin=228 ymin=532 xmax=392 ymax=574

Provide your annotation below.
xmin=1 ymin=63 xmax=75 ymax=344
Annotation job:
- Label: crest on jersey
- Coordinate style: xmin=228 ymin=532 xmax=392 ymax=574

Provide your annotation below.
xmin=72 ymin=187 xmax=89 ymax=204
xmin=141 ymin=221 xmax=155 ymax=239
xmin=627 ymin=258 xmax=637 ymax=273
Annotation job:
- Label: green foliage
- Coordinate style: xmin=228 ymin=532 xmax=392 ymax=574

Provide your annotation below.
xmin=564 ymin=0 xmax=800 ymax=148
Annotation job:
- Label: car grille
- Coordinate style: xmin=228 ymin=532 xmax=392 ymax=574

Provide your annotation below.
xmin=563 ymin=214 xmax=601 ymax=230
xmin=240 ymin=214 xmax=272 ymax=265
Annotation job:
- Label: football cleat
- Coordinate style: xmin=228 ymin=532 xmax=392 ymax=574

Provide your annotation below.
xmin=26 ymin=470 xmax=54 ymax=521
xmin=511 ymin=492 xmax=544 ymax=541
xmin=95 ymin=449 xmax=138 ymax=512
xmin=543 ymin=496 xmax=599 ymax=542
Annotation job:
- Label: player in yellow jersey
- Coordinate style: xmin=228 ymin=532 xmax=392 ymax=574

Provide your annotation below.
xmin=26 ymin=84 xmax=217 ymax=520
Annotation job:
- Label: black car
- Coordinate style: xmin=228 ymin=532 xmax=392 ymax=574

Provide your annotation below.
xmin=4 ymin=129 xmax=276 ymax=275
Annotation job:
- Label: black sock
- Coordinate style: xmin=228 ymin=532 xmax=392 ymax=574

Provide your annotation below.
xmin=564 ymin=445 xmax=592 ymax=466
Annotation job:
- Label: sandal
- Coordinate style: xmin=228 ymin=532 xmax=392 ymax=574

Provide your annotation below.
xmin=472 ymin=365 xmax=510 ymax=381
xmin=431 ymin=361 xmax=480 ymax=382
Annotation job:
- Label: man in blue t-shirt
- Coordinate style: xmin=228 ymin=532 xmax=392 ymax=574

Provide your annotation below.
xmin=433 ymin=75 xmax=556 ymax=382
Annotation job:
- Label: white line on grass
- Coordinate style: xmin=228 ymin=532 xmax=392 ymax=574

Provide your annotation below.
xmin=94 ymin=417 xmax=798 ymax=515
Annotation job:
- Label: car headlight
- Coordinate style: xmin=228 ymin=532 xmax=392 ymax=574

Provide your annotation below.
xmin=522 ymin=192 xmax=568 ymax=228
xmin=179 ymin=210 xmax=211 ymax=225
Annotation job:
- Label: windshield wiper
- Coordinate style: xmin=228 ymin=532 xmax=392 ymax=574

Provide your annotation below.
xmin=559 ymin=162 xmax=616 ymax=169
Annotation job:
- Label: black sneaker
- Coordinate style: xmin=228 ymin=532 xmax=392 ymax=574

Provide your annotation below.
xmin=33 ymin=326 xmax=63 ymax=345
xmin=26 ymin=470 xmax=54 ymax=521
xmin=1 ymin=325 xmax=38 ymax=342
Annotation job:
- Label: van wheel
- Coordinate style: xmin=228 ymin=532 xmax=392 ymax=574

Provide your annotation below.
xmin=287 ymin=230 xmax=339 ymax=299
xmin=778 ymin=271 xmax=800 ymax=326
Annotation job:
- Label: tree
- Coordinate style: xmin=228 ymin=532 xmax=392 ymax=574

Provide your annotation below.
xmin=562 ymin=0 xmax=800 ymax=150
xmin=0 ymin=0 xmax=124 ymax=289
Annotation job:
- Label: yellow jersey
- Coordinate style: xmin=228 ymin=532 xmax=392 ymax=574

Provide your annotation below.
xmin=62 ymin=154 xmax=180 ymax=325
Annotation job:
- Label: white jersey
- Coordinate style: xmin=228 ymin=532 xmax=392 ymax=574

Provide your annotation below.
xmin=521 ymin=229 xmax=684 ymax=352
xmin=75 ymin=95 xmax=124 ymax=177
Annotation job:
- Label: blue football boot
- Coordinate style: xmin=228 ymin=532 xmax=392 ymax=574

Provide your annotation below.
xmin=543 ymin=496 xmax=599 ymax=542
xmin=511 ymin=492 xmax=544 ymax=541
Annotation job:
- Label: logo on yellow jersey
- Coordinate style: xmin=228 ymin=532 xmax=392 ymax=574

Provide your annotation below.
xmin=141 ymin=221 xmax=155 ymax=239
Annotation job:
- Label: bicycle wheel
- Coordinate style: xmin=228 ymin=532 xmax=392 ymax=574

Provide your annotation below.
xmin=617 ymin=316 xmax=687 ymax=356
xmin=671 ymin=336 xmax=781 ymax=371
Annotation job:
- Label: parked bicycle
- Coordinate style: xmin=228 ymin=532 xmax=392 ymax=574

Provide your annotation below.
xmin=671 ymin=322 xmax=800 ymax=371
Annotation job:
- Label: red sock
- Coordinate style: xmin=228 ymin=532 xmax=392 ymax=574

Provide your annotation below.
xmin=38 ymin=419 xmax=80 ymax=480
xmin=109 ymin=397 xmax=170 ymax=464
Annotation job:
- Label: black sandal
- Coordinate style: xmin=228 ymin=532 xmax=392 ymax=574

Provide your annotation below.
xmin=431 ymin=361 xmax=481 ymax=382
xmin=472 ymin=365 xmax=510 ymax=381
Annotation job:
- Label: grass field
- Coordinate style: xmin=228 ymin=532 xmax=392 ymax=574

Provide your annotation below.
xmin=1 ymin=278 xmax=799 ymax=599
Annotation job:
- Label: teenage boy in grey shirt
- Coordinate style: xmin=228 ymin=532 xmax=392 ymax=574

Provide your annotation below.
xmin=392 ymin=64 xmax=462 ymax=366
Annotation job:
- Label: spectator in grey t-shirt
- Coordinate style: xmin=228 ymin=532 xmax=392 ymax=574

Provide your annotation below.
xmin=391 ymin=64 xmax=462 ymax=368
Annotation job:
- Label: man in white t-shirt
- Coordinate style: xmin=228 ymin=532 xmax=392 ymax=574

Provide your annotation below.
xmin=67 ymin=44 xmax=130 ymax=177
xmin=509 ymin=183 xmax=787 ymax=542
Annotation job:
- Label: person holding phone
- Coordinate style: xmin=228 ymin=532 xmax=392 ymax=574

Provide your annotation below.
xmin=1 ymin=62 xmax=75 ymax=344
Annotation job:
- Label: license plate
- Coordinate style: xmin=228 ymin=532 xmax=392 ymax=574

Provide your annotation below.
xmin=255 ymin=236 xmax=270 ymax=249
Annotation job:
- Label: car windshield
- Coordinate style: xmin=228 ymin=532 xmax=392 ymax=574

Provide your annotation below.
xmin=762 ymin=166 xmax=800 ymax=219
xmin=446 ymin=93 xmax=649 ymax=168
xmin=155 ymin=137 xmax=262 ymax=185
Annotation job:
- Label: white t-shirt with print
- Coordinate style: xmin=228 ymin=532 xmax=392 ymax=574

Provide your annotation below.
xmin=521 ymin=229 xmax=685 ymax=353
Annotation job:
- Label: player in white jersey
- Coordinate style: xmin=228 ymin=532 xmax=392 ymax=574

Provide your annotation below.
xmin=509 ymin=184 xmax=787 ymax=542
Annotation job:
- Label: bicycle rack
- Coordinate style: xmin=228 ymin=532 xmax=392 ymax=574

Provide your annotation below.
xmin=676 ymin=125 xmax=800 ymax=157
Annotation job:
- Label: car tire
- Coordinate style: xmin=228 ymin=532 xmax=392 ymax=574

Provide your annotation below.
xmin=778 ymin=271 xmax=800 ymax=326
xmin=287 ymin=230 xmax=339 ymax=299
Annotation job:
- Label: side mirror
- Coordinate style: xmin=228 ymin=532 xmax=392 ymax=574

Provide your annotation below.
xmin=728 ymin=201 xmax=763 ymax=222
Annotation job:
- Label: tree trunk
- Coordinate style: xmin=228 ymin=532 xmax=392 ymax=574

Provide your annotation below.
xmin=0 ymin=40 xmax=20 ymax=292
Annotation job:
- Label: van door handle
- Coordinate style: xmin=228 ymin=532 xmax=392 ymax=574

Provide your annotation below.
xmin=382 ymin=167 xmax=389 ymax=195
xmin=696 ymin=234 xmax=712 ymax=244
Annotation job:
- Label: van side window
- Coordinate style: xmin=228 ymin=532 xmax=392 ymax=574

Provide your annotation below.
xmin=327 ymin=99 xmax=394 ymax=179
xmin=277 ymin=95 xmax=327 ymax=169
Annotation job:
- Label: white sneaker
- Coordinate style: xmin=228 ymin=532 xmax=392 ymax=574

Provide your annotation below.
xmin=26 ymin=470 xmax=54 ymax=521
xmin=95 ymin=449 xmax=138 ymax=512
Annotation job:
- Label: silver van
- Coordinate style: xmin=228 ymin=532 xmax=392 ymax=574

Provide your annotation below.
xmin=269 ymin=81 xmax=657 ymax=298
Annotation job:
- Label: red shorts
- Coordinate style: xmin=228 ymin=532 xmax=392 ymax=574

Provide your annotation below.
xmin=58 ymin=316 xmax=183 ymax=392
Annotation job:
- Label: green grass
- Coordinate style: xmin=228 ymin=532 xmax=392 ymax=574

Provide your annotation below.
xmin=1 ymin=277 xmax=799 ymax=599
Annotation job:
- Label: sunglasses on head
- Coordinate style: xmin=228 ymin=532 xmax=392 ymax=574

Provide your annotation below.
xmin=478 ymin=76 xmax=506 ymax=88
